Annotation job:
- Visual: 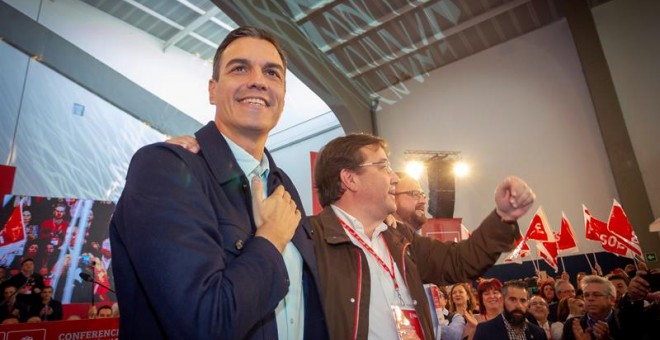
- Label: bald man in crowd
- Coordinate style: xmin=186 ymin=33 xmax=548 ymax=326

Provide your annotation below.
xmin=393 ymin=172 xmax=428 ymax=232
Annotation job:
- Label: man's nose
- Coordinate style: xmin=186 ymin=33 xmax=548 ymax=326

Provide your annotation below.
xmin=247 ymin=70 xmax=267 ymax=90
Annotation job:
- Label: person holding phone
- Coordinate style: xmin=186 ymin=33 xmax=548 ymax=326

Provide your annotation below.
xmin=618 ymin=268 xmax=660 ymax=339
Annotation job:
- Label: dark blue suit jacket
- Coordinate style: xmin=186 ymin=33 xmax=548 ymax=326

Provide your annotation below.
xmin=110 ymin=122 xmax=327 ymax=339
xmin=474 ymin=314 xmax=547 ymax=340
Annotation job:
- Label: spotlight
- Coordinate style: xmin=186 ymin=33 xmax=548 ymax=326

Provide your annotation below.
xmin=405 ymin=161 xmax=425 ymax=180
xmin=453 ymin=161 xmax=469 ymax=178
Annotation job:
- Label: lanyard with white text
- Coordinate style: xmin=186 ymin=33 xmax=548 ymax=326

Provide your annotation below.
xmin=338 ymin=218 xmax=404 ymax=305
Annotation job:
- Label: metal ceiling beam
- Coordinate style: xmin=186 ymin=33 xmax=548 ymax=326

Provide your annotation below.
xmin=346 ymin=0 xmax=532 ymax=78
xmin=163 ymin=7 xmax=220 ymax=52
xmin=293 ymin=0 xmax=337 ymax=24
xmin=175 ymin=0 xmax=205 ymax=14
xmin=321 ymin=0 xmax=436 ymax=53
xmin=122 ymin=0 xmax=183 ymax=30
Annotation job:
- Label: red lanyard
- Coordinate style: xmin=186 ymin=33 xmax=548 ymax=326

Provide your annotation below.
xmin=338 ymin=218 xmax=399 ymax=291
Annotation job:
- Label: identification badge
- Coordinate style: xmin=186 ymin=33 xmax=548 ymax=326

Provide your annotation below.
xmin=392 ymin=305 xmax=423 ymax=340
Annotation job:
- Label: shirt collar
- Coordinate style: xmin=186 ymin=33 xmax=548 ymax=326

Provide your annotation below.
xmin=221 ymin=132 xmax=270 ymax=178
xmin=330 ymin=205 xmax=388 ymax=239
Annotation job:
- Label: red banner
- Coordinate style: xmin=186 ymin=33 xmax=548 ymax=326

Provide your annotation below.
xmin=0 ymin=165 xmax=16 ymax=195
xmin=420 ymin=218 xmax=463 ymax=243
xmin=0 ymin=317 xmax=118 ymax=340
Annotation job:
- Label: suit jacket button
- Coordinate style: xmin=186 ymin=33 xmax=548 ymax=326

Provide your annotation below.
xmin=235 ymin=239 xmax=244 ymax=250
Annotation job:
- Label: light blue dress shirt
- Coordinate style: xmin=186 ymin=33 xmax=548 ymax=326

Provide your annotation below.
xmin=224 ymin=134 xmax=305 ymax=340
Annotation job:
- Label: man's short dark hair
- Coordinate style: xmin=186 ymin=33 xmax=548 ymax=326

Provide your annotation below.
xmin=607 ymin=273 xmax=630 ymax=285
xmin=211 ymin=26 xmax=287 ymax=81
xmin=20 ymin=258 xmax=35 ymax=266
xmin=97 ymin=305 xmax=113 ymax=315
xmin=314 ymin=134 xmax=387 ymax=207
xmin=502 ymin=280 xmax=528 ymax=297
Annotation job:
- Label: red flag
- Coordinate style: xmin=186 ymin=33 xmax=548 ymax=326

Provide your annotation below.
xmin=525 ymin=207 xmax=555 ymax=242
xmin=557 ymin=212 xmax=579 ymax=254
xmin=93 ymin=259 xmax=112 ymax=301
xmin=583 ymin=204 xmax=628 ymax=257
xmin=0 ymin=203 xmax=25 ymax=246
xmin=583 ymin=205 xmax=607 ymax=241
xmin=536 ymin=238 xmax=559 ymax=272
xmin=0 ymin=200 xmax=27 ymax=266
xmin=606 ymin=199 xmax=642 ymax=257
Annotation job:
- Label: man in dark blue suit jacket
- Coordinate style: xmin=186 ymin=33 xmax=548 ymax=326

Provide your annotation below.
xmin=110 ymin=26 xmax=327 ymax=339
xmin=474 ymin=281 xmax=547 ymax=340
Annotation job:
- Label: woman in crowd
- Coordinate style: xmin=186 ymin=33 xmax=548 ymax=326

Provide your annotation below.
xmin=539 ymin=280 xmax=557 ymax=304
xmin=435 ymin=286 xmax=466 ymax=340
xmin=550 ymin=296 xmax=585 ymax=339
xmin=448 ymin=283 xmax=478 ymax=340
xmin=474 ymin=278 xmax=503 ymax=323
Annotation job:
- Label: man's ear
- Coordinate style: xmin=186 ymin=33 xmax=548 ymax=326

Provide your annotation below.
xmin=339 ymin=168 xmax=359 ymax=193
xmin=208 ymin=79 xmax=216 ymax=105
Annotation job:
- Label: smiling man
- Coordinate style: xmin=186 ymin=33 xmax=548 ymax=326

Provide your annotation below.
xmin=110 ymin=26 xmax=327 ymax=339
xmin=393 ymin=172 xmax=429 ymax=232
xmin=311 ymin=134 xmax=536 ymax=339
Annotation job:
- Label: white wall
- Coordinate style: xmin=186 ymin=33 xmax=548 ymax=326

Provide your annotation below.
xmin=377 ymin=0 xmax=660 ymax=259
xmin=376 ymin=19 xmax=620 ymax=257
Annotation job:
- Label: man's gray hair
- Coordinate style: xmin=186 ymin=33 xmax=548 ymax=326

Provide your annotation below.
xmin=554 ymin=279 xmax=571 ymax=295
xmin=580 ymin=275 xmax=616 ymax=297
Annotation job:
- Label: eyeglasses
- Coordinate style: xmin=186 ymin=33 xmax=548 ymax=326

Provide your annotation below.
xmin=357 ymin=160 xmax=393 ymax=173
xmin=394 ymin=190 xmax=427 ymax=200
xmin=583 ymin=292 xmax=608 ymax=299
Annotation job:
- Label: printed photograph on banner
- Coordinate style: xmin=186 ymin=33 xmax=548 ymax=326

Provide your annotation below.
xmin=0 ymin=195 xmax=116 ymax=304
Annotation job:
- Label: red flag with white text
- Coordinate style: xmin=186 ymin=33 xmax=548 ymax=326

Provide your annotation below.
xmin=525 ymin=207 xmax=555 ymax=242
xmin=606 ymin=199 xmax=642 ymax=257
xmin=583 ymin=204 xmax=628 ymax=257
xmin=557 ymin=212 xmax=579 ymax=254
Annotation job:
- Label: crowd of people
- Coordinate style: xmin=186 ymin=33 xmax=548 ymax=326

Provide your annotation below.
xmin=426 ymin=263 xmax=658 ymax=340
xmin=0 ymin=258 xmax=117 ymax=324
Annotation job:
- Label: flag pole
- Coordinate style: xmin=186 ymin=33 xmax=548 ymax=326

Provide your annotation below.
xmin=529 ymin=246 xmax=540 ymax=274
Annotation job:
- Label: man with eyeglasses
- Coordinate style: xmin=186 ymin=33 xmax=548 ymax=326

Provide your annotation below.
xmin=311 ymin=133 xmax=536 ymax=339
xmin=527 ymin=295 xmax=551 ymax=339
xmin=549 ymin=279 xmax=576 ymax=323
xmin=562 ymin=275 xmax=622 ymax=340
xmin=393 ymin=172 xmax=428 ymax=232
